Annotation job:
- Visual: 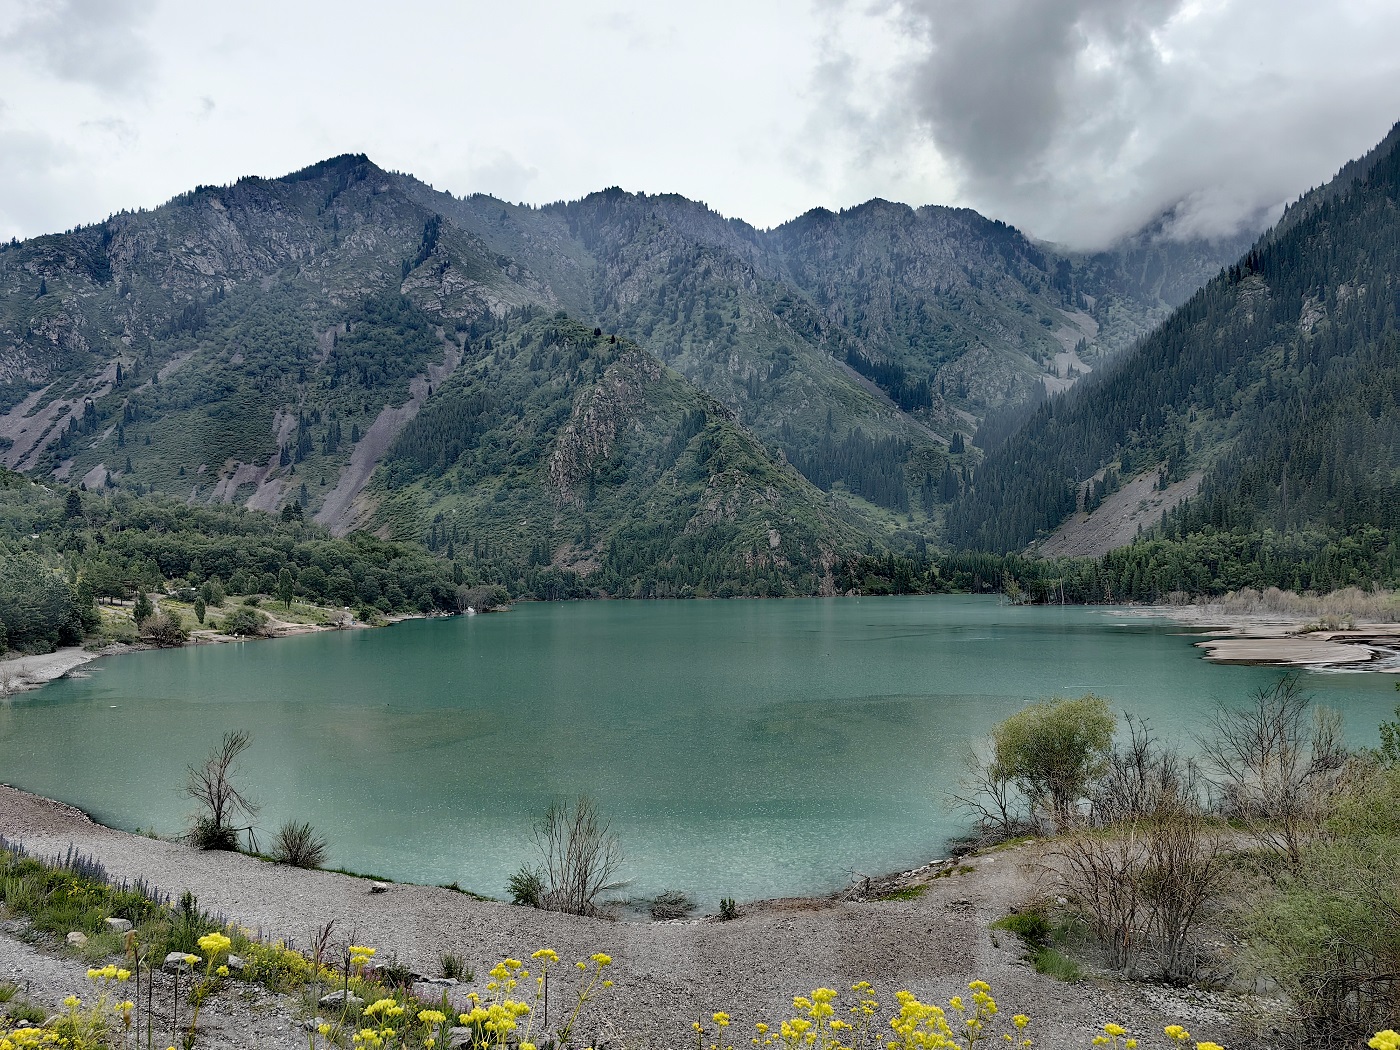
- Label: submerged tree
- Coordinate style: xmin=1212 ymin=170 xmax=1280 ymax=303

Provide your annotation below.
xmin=529 ymin=794 xmax=623 ymax=916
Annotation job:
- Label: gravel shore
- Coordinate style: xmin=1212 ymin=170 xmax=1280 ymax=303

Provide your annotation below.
xmin=0 ymin=786 xmax=1262 ymax=1050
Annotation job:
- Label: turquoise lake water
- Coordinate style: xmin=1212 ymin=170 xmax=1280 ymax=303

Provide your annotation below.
xmin=1 ymin=596 xmax=1394 ymax=906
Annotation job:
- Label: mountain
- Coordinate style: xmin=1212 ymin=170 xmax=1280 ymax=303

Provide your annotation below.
xmin=949 ymin=120 xmax=1400 ymax=595
xmin=0 ymin=154 xmax=1250 ymax=590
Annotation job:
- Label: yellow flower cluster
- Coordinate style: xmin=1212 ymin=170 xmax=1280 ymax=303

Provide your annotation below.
xmin=196 ymin=931 xmax=232 ymax=958
xmin=0 ymin=1028 xmax=67 ymax=1050
xmin=84 ymin=964 xmax=130 ymax=983
xmin=350 ymin=945 xmax=377 ymax=972
xmin=1092 ymin=1022 xmax=1137 ymax=1048
xmin=1371 ymin=1033 xmax=1400 ymax=1050
xmin=454 ymin=949 xmax=614 ymax=1049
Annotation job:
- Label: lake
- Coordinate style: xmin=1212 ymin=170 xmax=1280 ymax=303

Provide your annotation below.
xmin=1 ymin=596 xmax=1394 ymax=906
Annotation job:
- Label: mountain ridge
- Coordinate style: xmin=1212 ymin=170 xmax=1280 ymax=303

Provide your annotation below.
xmin=0 ymin=152 xmax=1260 ymax=590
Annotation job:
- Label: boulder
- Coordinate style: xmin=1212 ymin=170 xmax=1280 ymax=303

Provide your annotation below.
xmin=447 ymin=1028 xmax=474 ymax=1049
xmin=65 ymin=932 xmax=88 ymax=948
xmin=163 ymin=952 xmax=201 ymax=973
xmin=104 ymin=918 xmax=133 ymax=934
xmin=319 ymin=990 xmax=363 ymax=1010
xmin=226 ymin=954 xmax=246 ymax=972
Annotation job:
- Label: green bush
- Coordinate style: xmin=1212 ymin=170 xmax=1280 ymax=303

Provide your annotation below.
xmin=507 ymin=864 xmax=545 ymax=907
xmin=992 ymin=695 xmax=1115 ymax=824
xmin=271 ymin=820 xmax=328 ymax=869
xmin=188 ymin=815 xmax=239 ymax=851
xmin=220 ymin=606 xmax=267 ymax=637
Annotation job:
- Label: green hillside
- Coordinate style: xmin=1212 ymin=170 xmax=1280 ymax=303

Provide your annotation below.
xmin=370 ymin=313 xmax=868 ymax=597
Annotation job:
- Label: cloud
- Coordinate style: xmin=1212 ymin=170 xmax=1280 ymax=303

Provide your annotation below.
xmin=0 ymin=0 xmax=156 ymax=93
xmin=464 ymin=152 xmax=541 ymax=204
xmin=0 ymin=128 xmax=80 ymax=240
xmin=817 ymin=0 xmax=1400 ymax=248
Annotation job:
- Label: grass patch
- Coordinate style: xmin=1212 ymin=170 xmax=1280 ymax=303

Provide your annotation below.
xmin=439 ymin=881 xmax=495 ymax=902
xmin=932 ymin=865 xmax=976 ymax=879
xmin=992 ymin=908 xmax=1083 ymax=982
xmin=876 ymin=884 xmax=927 ymax=902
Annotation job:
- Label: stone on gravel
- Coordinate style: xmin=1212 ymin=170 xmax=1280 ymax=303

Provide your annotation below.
xmin=368 ymin=881 xmax=389 ymax=893
xmin=302 ymin=1017 xmax=328 ymax=1032
xmin=447 ymin=1027 xmax=473 ymax=1049
xmin=163 ymin=951 xmax=201 ymax=973
xmin=104 ymin=917 xmax=133 ymax=933
xmin=319 ymin=990 xmax=363 ymax=1009
xmin=65 ymin=932 xmax=87 ymax=947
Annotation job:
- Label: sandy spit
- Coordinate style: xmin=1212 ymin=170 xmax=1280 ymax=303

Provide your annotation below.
xmin=0 ymin=646 xmax=106 ymax=694
xmin=0 ymin=787 xmax=1255 ymax=1050
xmin=1131 ymin=605 xmax=1400 ymax=670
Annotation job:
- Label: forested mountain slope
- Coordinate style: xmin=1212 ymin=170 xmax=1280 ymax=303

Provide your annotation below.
xmin=949 ymin=121 xmax=1400 ymax=585
xmin=0 ymin=152 xmax=1252 ymax=587
xmin=371 ymin=313 xmax=867 ymax=597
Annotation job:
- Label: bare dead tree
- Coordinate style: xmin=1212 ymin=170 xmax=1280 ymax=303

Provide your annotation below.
xmin=1054 ymin=829 xmax=1151 ymax=974
xmin=533 ymin=795 xmax=623 ymax=917
xmin=1057 ymin=720 xmax=1229 ymax=984
xmin=1091 ymin=715 xmax=1200 ymax=825
xmin=947 ymin=741 xmax=1029 ymax=842
xmin=185 ymin=729 xmax=259 ymax=850
xmin=1140 ymin=803 xmax=1230 ymax=984
xmin=1194 ymin=676 xmax=1348 ymax=867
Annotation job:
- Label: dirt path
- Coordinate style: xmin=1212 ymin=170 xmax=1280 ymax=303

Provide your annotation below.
xmin=0 ymin=788 xmax=1251 ymax=1049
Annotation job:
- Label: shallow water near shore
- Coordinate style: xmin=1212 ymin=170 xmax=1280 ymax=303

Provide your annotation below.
xmin=1 ymin=596 xmax=1394 ymax=905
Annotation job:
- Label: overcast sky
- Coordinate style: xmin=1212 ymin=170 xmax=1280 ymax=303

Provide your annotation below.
xmin=2 ymin=0 xmax=1398 ymax=249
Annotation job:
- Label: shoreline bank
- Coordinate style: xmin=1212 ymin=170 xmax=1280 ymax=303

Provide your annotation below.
xmin=0 ymin=784 xmax=1245 ymax=1050
xmin=0 ymin=603 xmax=443 ymax=697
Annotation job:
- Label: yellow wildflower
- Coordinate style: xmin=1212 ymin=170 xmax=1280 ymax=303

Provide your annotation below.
xmin=197 ymin=932 xmax=232 ymax=957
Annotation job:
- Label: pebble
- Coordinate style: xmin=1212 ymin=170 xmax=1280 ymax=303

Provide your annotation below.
xmin=104 ymin=917 xmax=133 ymax=934
xmin=319 ymin=989 xmax=363 ymax=1009
xmin=65 ymin=932 xmax=87 ymax=947
xmin=369 ymin=881 xmax=390 ymax=893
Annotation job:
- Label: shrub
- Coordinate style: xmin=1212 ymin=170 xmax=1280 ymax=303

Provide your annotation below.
xmin=439 ymin=951 xmax=471 ymax=981
xmin=220 ymin=606 xmax=268 ymax=637
xmin=188 ymin=815 xmax=240 ymax=851
xmin=1244 ymin=760 xmax=1400 ymax=1042
xmin=718 ymin=897 xmax=739 ymax=920
xmin=270 ymin=820 xmax=328 ymax=868
xmin=184 ymin=729 xmax=258 ymax=850
xmin=138 ymin=610 xmax=187 ymax=647
xmin=1195 ymin=675 xmax=1348 ymax=867
xmin=532 ymin=795 xmax=623 ymax=916
xmin=650 ymin=890 xmax=695 ymax=920
xmin=507 ymin=864 xmax=545 ymax=907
